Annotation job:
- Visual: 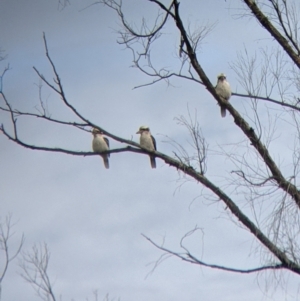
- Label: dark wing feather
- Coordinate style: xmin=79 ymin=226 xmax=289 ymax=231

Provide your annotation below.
xmin=103 ymin=137 xmax=109 ymax=148
xmin=103 ymin=137 xmax=110 ymax=157
xmin=151 ymin=135 xmax=157 ymax=151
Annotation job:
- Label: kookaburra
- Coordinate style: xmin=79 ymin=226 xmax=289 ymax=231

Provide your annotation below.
xmin=215 ymin=73 xmax=231 ymax=117
xmin=92 ymin=128 xmax=110 ymax=169
xmin=136 ymin=126 xmax=157 ymax=168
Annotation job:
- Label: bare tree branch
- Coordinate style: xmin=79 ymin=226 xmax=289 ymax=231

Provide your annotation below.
xmin=242 ymin=0 xmax=300 ymax=68
xmin=142 ymin=233 xmax=284 ymax=274
xmin=0 ymin=214 xmax=24 ymax=301
xmin=20 ymin=243 xmax=56 ymax=301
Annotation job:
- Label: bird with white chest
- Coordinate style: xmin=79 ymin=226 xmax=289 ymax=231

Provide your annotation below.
xmin=215 ymin=73 xmax=231 ymax=118
xmin=136 ymin=125 xmax=157 ymax=169
xmin=92 ymin=128 xmax=110 ymax=169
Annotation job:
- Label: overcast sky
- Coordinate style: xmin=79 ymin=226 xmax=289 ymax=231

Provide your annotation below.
xmin=1 ymin=0 xmax=299 ymax=300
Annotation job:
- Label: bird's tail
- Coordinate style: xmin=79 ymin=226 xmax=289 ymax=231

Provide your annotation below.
xmin=102 ymin=155 xmax=109 ymax=169
xmin=221 ymin=106 xmax=226 ymax=117
xmin=150 ymin=156 xmax=156 ymax=169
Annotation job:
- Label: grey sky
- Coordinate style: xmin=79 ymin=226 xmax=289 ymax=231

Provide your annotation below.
xmin=0 ymin=0 xmax=299 ymax=300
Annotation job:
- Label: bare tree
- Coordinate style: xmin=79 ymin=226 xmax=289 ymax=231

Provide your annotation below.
xmin=93 ymin=0 xmax=300 ymax=277
xmin=0 ymin=214 xmax=24 ymax=301
xmin=19 ymin=243 xmax=57 ymax=301
xmin=2 ymin=0 xmax=300 ymax=297
xmin=19 ymin=243 xmax=121 ymax=301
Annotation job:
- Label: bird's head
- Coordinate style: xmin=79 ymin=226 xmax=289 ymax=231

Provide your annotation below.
xmin=92 ymin=128 xmax=103 ymax=136
xmin=136 ymin=125 xmax=150 ymax=134
xmin=217 ymin=73 xmax=227 ymax=82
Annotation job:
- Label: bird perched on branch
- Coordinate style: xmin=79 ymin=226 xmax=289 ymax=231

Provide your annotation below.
xmin=215 ymin=73 xmax=231 ymax=117
xmin=92 ymin=128 xmax=110 ymax=169
xmin=136 ymin=125 xmax=157 ymax=168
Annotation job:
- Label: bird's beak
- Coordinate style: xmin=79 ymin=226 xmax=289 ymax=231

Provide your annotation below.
xmin=136 ymin=130 xmax=141 ymax=134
